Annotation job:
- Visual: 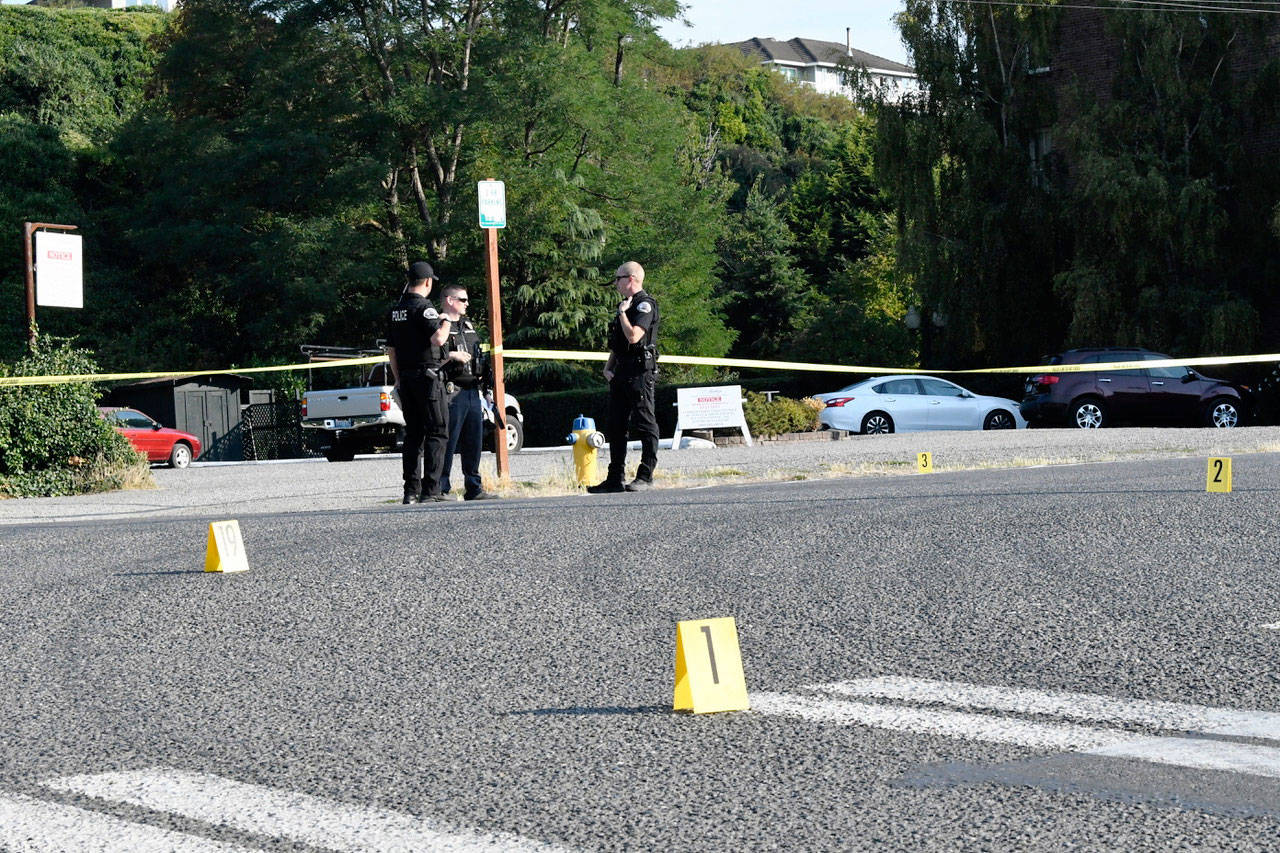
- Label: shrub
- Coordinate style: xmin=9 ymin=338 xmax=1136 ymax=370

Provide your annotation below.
xmin=0 ymin=337 xmax=151 ymax=497
xmin=742 ymin=392 xmax=824 ymax=437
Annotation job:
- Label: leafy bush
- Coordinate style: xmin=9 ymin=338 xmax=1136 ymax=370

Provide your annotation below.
xmin=742 ymin=392 xmax=823 ymax=437
xmin=0 ymin=337 xmax=150 ymax=497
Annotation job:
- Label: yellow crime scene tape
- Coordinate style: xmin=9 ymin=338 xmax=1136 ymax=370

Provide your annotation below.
xmin=1 ymin=350 xmax=1278 ymax=388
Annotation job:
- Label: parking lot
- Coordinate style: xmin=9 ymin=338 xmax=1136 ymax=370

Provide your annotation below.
xmin=1 ymin=425 xmax=1278 ymax=525
xmin=1 ymin=427 xmax=1279 ymax=849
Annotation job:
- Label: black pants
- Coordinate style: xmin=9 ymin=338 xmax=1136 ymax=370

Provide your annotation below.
xmin=442 ymin=387 xmax=483 ymax=497
xmin=606 ymin=372 xmax=658 ymax=483
xmin=400 ymin=372 xmax=448 ymax=497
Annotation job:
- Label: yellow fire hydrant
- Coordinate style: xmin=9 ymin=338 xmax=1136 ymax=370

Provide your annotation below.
xmin=566 ymin=414 xmax=606 ymax=486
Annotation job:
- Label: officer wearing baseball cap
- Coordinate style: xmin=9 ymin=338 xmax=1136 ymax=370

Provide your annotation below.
xmin=387 ymin=261 xmax=452 ymax=503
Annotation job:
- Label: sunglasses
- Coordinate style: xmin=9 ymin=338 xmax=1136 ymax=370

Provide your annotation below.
xmin=452 ymin=296 xmax=469 ymax=303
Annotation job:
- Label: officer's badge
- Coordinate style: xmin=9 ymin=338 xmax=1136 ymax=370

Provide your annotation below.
xmin=637 ymin=301 xmax=652 ymax=313
xmin=463 ymin=321 xmax=475 ymax=331
xmin=423 ymin=307 xmax=439 ymax=319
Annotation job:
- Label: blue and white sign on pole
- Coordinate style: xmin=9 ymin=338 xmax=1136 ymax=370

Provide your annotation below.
xmin=477 ymin=180 xmax=506 ymax=229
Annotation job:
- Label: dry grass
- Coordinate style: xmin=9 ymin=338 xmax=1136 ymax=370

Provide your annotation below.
xmin=435 ymin=442 xmax=1280 ymax=501
xmin=111 ymin=458 xmax=158 ymax=491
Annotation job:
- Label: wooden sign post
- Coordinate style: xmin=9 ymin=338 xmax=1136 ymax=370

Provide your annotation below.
xmin=478 ymin=180 xmax=508 ymax=479
xmin=22 ymin=221 xmax=79 ymax=351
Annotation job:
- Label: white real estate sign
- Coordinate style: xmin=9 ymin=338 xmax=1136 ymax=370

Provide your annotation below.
xmin=34 ymin=231 xmax=83 ymax=308
xmin=477 ymin=180 xmax=506 ymax=228
xmin=671 ymin=385 xmax=752 ymax=449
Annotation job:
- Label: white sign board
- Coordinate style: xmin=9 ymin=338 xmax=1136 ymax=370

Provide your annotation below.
xmin=477 ymin=180 xmax=506 ymax=229
xmin=671 ymin=385 xmax=752 ymax=449
xmin=34 ymin=231 xmax=83 ymax=308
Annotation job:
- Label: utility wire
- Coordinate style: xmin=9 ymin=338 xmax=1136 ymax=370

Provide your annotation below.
xmin=948 ymin=0 xmax=1280 ymax=14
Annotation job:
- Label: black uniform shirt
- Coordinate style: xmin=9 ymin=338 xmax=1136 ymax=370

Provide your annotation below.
xmin=387 ymin=293 xmax=446 ymax=371
xmin=444 ymin=318 xmax=486 ymax=389
xmin=608 ymin=289 xmax=659 ymax=375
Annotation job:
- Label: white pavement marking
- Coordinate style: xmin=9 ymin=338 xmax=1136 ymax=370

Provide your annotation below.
xmin=811 ymin=676 xmax=1280 ymax=740
xmin=0 ymin=792 xmax=254 ymax=852
xmin=45 ymin=768 xmax=566 ymax=853
xmin=749 ymin=692 xmax=1143 ymax=751
xmin=753 ymin=678 xmax=1280 ymax=781
xmin=1093 ymin=737 xmax=1280 ymax=779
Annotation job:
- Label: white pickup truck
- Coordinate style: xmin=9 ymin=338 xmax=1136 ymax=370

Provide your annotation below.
xmin=300 ymin=347 xmax=524 ymax=462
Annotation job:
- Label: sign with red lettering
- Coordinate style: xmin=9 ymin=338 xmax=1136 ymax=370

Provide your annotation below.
xmin=34 ymin=231 xmax=83 ymax=308
xmin=671 ymin=384 xmax=752 ymax=448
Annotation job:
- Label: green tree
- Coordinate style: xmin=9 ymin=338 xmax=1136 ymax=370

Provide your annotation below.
xmin=716 ymin=179 xmax=813 ymax=358
xmin=0 ymin=114 xmax=84 ymax=360
xmin=0 ymin=7 xmax=166 ymax=361
xmin=69 ymin=0 xmax=390 ymax=370
xmin=873 ymin=0 xmax=1066 ymax=367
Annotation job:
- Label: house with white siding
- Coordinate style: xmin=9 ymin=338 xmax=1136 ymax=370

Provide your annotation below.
xmin=728 ymin=35 xmax=917 ymax=103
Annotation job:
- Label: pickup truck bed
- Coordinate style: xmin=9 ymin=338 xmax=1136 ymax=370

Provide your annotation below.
xmin=302 ymin=385 xmax=525 ymax=461
xmin=301 ymin=386 xmax=405 ymax=461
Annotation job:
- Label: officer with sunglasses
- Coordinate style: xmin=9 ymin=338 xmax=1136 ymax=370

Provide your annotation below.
xmin=439 ymin=284 xmax=497 ymax=500
xmin=588 ymin=261 xmax=660 ymax=493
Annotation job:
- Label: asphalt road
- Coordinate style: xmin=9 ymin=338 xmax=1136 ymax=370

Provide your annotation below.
xmin=1 ymin=439 xmax=1279 ymax=850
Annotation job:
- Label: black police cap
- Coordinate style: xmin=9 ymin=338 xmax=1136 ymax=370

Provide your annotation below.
xmin=408 ymin=261 xmax=438 ymax=282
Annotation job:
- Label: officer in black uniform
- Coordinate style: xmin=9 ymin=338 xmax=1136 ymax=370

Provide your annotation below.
xmin=588 ymin=261 xmax=659 ymax=493
xmin=387 ymin=261 xmax=451 ymax=504
xmin=439 ymin=283 xmax=497 ymax=501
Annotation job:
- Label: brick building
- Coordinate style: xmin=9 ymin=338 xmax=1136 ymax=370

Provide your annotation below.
xmin=1043 ymin=8 xmax=1280 ymax=162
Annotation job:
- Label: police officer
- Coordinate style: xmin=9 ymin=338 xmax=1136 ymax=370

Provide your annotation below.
xmin=439 ymin=284 xmax=497 ymax=501
xmin=387 ymin=261 xmax=452 ymax=504
xmin=588 ymin=261 xmax=659 ymax=493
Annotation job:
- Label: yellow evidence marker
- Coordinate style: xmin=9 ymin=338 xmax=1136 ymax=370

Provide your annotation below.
xmin=917 ymin=451 xmax=933 ymax=473
xmin=673 ymin=617 xmax=749 ymax=714
xmin=204 ymin=520 xmax=250 ymax=573
xmin=1206 ymin=457 xmax=1232 ymax=493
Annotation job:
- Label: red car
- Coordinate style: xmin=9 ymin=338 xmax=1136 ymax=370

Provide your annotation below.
xmin=99 ymin=407 xmax=202 ymax=468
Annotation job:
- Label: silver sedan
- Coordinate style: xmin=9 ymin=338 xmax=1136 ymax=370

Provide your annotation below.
xmin=815 ymin=375 xmax=1027 ymax=434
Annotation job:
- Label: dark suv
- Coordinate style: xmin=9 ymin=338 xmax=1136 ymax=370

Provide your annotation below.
xmin=1021 ymin=348 xmax=1250 ymax=429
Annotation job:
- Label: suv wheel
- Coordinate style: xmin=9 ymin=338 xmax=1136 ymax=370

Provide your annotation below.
xmin=1071 ymin=398 xmax=1106 ymax=429
xmin=861 ymin=412 xmax=894 ymax=435
xmin=983 ymin=410 xmax=1016 ymax=430
xmin=1204 ymin=398 xmax=1240 ymax=428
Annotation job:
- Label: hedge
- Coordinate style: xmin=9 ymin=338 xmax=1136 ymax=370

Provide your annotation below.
xmin=0 ymin=337 xmax=150 ymax=497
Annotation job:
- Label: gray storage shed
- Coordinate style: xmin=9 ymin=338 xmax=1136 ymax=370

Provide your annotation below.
xmin=103 ymin=374 xmax=254 ymax=462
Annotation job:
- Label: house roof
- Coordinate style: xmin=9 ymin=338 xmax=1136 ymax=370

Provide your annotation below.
xmin=731 ymin=37 xmax=913 ymax=74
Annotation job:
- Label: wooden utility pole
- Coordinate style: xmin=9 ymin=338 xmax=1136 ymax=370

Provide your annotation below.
xmin=484 ymin=226 xmax=509 ymax=479
xmin=22 ymin=221 xmax=77 ymax=351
